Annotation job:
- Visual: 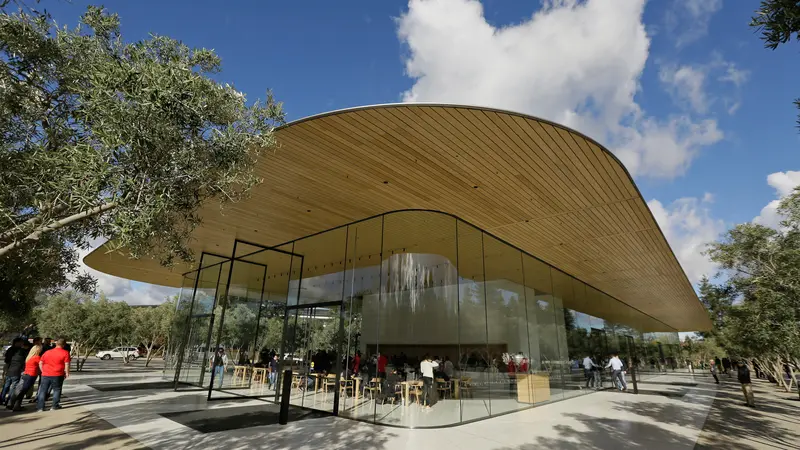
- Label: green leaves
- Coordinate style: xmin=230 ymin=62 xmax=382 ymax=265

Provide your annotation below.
xmin=750 ymin=1 xmax=800 ymax=126
xmin=0 ymin=5 xmax=284 ymax=317
xmin=704 ymin=189 xmax=800 ymax=363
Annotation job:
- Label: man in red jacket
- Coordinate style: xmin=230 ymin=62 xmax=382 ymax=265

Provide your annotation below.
xmin=37 ymin=339 xmax=70 ymax=412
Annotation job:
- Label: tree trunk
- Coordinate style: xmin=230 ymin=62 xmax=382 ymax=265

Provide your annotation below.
xmin=772 ymin=359 xmax=790 ymax=392
xmin=145 ymin=342 xmax=155 ymax=367
xmin=788 ymin=364 xmax=800 ymax=400
xmin=79 ymin=348 xmax=93 ymax=371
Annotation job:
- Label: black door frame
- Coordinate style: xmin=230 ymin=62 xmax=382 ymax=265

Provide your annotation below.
xmin=283 ymin=299 xmax=346 ymax=415
xmin=203 ymin=240 xmax=305 ymax=402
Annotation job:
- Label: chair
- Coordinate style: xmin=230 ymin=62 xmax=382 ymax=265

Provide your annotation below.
xmin=291 ymin=373 xmax=302 ymax=390
xmin=409 ymin=381 xmax=423 ymax=405
xmin=252 ymin=367 xmax=267 ymax=384
xmin=323 ymin=374 xmax=337 ymax=394
xmin=364 ymin=378 xmax=381 ymax=400
xmin=436 ymin=378 xmax=451 ymax=399
xmin=340 ymin=378 xmax=354 ymax=398
xmin=460 ymin=377 xmax=473 ymax=398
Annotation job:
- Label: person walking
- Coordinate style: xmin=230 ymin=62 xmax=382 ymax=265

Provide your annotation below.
xmin=211 ymin=347 xmax=230 ymax=389
xmin=420 ymin=354 xmax=439 ymax=408
xmin=605 ymin=352 xmax=627 ymax=391
xmin=37 ymin=339 xmax=70 ymax=411
xmin=709 ymin=359 xmax=720 ymax=384
xmin=738 ymin=360 xmax=756 ymax=407
xmin=1 ymin=338 xmax=25 ymax=406
xmin=6 ymin=344 xmax=42 ymax=412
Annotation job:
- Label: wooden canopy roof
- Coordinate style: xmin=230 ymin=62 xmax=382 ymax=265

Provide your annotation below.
xmin=84 ymin=104 xmax=711 ymax=332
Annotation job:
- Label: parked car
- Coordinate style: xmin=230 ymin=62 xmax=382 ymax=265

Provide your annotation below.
xmin=96 ymin=347 xmax=140 ymax=360
xmin=283 ymin=353 xmax=303 ymax=363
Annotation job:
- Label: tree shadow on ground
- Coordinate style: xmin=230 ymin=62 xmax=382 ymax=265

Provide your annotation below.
xmin=493 ymin=412 xmax=696 ymax=450
xmin=693 ymin=380 xmax=800 ymax=450
xmin=0 ymin=408 xmax=146 ymax=450
xmin=610 ymin=400 xmax=705 ymax=428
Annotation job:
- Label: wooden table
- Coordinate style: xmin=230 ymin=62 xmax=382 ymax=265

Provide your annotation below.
xmin=400 ymin=380 xmax=423 ymax=405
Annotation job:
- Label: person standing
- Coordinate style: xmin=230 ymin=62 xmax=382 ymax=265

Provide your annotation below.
xmin=605 ymin=353 xmax=627 ymax=391
xmin=268 ymin=355 xmax=279 ymax=390
xmin=6 ymin=344 xmax=41 ymax=411
xmin=738 ymin=360 xmax=756 ymax=407
xmin=420 ymin=354 xmax=439 ymax=408
xmin=377 ymin=352 xmax=388 ymax=379
xmin=25 ymin=337 xmax=43 ymax=401
xmin=709 ymin=359 xmax=720 ymax=384
xmin=582 ymin=355 xmax=597 ymax=388
xmin=40 ymin=338 xmax=53 ymax=356
xmin=37 ymin=339 xmax=70 ymax=411
xmin=443 ymin=356 xmax=454 ymax=379
xmin=352 ymin=351 xmax=361 ymax=376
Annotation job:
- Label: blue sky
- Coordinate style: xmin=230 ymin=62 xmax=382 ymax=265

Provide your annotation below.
xmin=41 ymin=0 xmax=799 ymax=305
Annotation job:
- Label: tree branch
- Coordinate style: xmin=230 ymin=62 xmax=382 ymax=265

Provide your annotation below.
xmin=0 ymin=201 xmax=118 ymax=257
xmin=0 ymin=203 xmax=68 ymax=245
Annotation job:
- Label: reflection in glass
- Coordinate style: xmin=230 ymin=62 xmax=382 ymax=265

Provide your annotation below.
xmin=165 ymin=210 xmax=682 ymax=427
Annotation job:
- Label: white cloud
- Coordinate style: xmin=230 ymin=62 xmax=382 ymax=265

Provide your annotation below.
xmin=648 ymin=196 xmax=725 ymax=283
xmin=664 ymin=0 xmax=723 ymax=48
xmin=659 ymin=56 xmax=749 ymax=116
xmin=397 ymin=0 xmax=723 ymax=179
xmin=719 ymin=63 xmax=749 ymax=87
xmin=659 ymin=65 xmax=708 ymax=113
xmin=753 ymin=171 xmax=800 ymax=228
xmin=76 ymin=240 xmax=178 ymax=305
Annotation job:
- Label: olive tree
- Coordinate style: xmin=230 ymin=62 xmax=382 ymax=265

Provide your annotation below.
xmin=0 ymin=6 xmax=284 ymax=318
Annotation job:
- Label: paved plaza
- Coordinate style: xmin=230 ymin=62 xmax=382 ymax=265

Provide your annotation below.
xmin=1 ymin=361 xmax=798 ymax=450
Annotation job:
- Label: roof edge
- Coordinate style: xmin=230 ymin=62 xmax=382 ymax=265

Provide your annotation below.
xmin=277 ymin=102 xmax=703 ymax=316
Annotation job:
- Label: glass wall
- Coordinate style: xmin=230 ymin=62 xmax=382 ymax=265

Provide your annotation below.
xmin=167 ymin=210 xmax=680 ymax=427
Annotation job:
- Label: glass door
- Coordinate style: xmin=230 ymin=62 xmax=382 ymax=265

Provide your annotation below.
xmin=284 ymin=304 xmax=341 ymax=414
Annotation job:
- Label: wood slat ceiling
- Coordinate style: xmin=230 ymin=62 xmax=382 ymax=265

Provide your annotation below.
xmin=84 ymin=104 xmax=711 ymax=332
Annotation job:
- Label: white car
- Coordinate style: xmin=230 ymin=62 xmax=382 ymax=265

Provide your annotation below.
xmin=96 ymin=347 xmax=140 ymax=360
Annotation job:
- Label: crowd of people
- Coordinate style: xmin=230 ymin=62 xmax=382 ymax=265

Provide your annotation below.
xmin=580 ymin=352 xmax=629 ymax=391
xmin=1 ymin=337 xmax=71 ymax=412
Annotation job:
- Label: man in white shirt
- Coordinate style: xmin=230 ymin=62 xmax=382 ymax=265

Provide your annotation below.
xmin=605 ymin=353 xmax=627 ymax=391
xmin=420 ymin=355 xmax=439 ymax=408
xmin=583 ymin=356 xmax=600 ymax=388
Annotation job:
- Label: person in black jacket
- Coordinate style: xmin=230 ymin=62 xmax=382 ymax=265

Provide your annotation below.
xmin=1 ymin=339 xmax=25 ymax=405
xmin=738 ymin=360 xmax=756 ymax=407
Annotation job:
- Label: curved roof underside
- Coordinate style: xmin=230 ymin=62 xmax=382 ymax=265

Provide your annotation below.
xmin=85 ymin=104 xmax=711 ymax=332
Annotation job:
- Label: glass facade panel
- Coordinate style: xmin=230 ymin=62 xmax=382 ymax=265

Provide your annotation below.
xmin=165 ymin=210 xmax=681 ymax=427
xmin=457 ymin=221 xmax=490 ymax=423
xmin=522 ymin=255 xmax=561 ymax=403
xmin=164 ymin=273 xmax=196 ymax=384
xmin=482 ymin=234 xmax=528 ymax=417
xmin=338 ymin=216 xmax=383 ymax=420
